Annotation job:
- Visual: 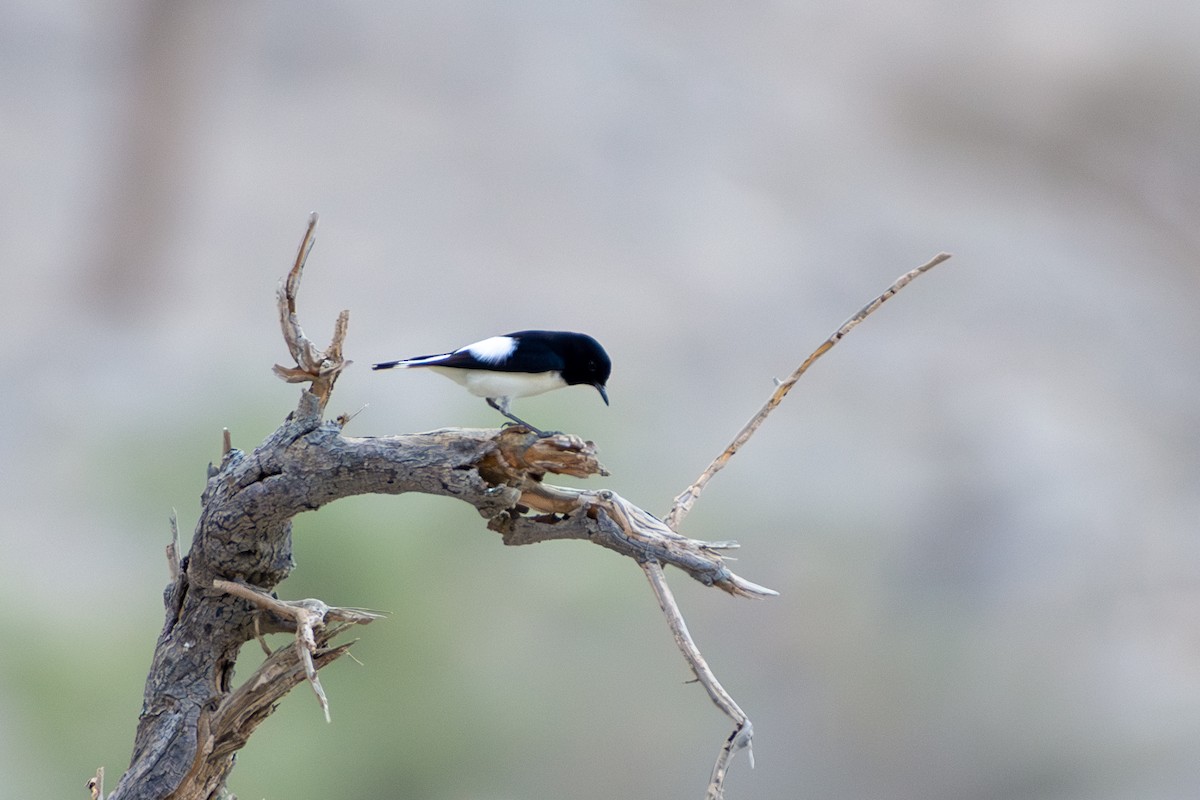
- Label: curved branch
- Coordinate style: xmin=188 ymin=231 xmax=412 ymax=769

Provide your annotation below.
xmin=271 ymin=212 xmax=349 ymax=409
xmin=107 ymin=218 xmax=779 ymax=800
xmin=495 ymin=483 xmax=776 ymax=598
xmin=667 ymin=251 xmax=953 ymax=529
xmin=642 ymin=561 xmax=755 ymax=800
xmin=110 ymin=400 xmax=772 ymax=799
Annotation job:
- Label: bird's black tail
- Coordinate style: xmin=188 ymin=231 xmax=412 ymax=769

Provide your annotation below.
xmin=371 ymin=360 xmax=404 ymax=370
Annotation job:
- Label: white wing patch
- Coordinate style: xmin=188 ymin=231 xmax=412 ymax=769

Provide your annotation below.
xmin=463 ymin=335 xmax=517 ymax=365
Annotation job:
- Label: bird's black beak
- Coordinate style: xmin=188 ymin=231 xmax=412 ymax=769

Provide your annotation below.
xmin=594 ymin=383 xmax=609 ymax=406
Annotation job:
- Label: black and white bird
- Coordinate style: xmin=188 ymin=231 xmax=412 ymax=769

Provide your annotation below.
xmin=372 ymin=330 xmax=611 ymax=433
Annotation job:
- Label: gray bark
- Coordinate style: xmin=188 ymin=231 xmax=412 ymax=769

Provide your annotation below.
xmin=110 ymin=394 xmax=521 ymax=799
xmin=106 ymin=215 xmax=773 ymax=799
xmin=107 ymin=390 xmax=763 ymax=799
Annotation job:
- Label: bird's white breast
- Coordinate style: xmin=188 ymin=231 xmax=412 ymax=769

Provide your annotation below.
xmin=429 ymin=367 xmax=567 ymax=399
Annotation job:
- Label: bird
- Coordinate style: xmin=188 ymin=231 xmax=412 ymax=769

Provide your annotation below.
xmin=372 ymin=330 xmax=611 ymax=434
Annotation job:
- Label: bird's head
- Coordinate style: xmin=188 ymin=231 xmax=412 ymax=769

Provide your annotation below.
xmin=556 ymin=332 xmax=611 ymax=405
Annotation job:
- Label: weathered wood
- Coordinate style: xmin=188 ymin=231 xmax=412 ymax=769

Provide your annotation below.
xmin=108 ymin=391 xmax=767 ymax=799
xmin=107 ymin=217 xmax=778 ymax=799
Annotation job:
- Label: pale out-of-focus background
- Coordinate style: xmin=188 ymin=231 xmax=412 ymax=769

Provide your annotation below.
xmin=4 ymin=1 xmax=1199 ymax=798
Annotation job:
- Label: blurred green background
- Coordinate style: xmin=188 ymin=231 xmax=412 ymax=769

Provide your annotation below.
xmin=4 ymin=1 xmax=1200 ymax=798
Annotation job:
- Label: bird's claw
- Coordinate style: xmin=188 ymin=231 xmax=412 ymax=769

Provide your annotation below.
xmin=500 ymin=420 xmax=559 ymax=437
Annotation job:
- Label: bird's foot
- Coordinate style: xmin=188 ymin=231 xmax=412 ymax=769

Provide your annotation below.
xmin=500 ymin=420 xmax=561 ymax=437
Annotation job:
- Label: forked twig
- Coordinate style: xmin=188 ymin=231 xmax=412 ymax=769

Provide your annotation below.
xmin=503 ymin=477 xmax=777 ymax=599
xmin=643 ymin=561 xmax=754 ymax=800
xmin=272 ymin=212 xmax=351 ymax=409
xmin=86 ymin=767 xmax=104 ymax=800
xmin=500 ymin=476 xmax=773 ymax=799
xmin=666 ymin=252 xmax=952 ymax=529
xmin=213 ymin=578 xmax=384 ymax=722
xmin=650 ymin=252 xmax=951 ymax=796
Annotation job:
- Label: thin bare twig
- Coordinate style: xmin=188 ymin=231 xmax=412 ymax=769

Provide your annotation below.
xmin=86 ymin=767 xmax=104 ymax=800
xmin=643 ymin=561 xmax=754 ymax=800
xmin=504 ymin=476 xmax=772 ymax=796
xmin=272 ymin=212 xmax=351 ymax=409
xmin=165 ymin=510 xmax=180 ymax=582
xmin=213 ymin=578 xmax=384 ymax=722
xmin=252 ymin=611 xmax=272 ymax=657
xmin=666 ymin=252 xmax=952 ymax=529
xmin=503 ymin=479 xmax=778 ymax=599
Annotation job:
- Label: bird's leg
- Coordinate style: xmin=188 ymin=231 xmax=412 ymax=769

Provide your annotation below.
xmin=487 ymin=397 xmax=552 ymax=437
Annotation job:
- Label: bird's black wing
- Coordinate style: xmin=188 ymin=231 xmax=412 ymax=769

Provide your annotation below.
xmin=374 ymin=333 xmax=570 ymax=373
xmin=438 ymin=335 xmax=569 ymax=373
xmin=486 ymin=335 xmax=566 ymax=373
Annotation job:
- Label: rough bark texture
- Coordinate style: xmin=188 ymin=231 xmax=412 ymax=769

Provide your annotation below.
xmin=108 ymin=391 xmax=765 ymax=799
xmin=102 ymin=222 xmax=942 ymax=797
xmin=109 ymin=394 xmax=512 ymax=798
xmin=107 ymin=217 xmax=779 ymax=799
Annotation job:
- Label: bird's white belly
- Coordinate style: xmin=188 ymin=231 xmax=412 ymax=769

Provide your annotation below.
xmin=429 ymin=367 xmax=567 ymax=399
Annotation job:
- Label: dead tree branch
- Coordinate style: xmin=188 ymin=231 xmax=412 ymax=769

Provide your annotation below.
xmin=211 ymin=578 xmax=385 ymax=722
xmin=666 ymin=252 xmax=953 ymax=530
xmin=643 ymin=561 xmax=755 ymax=800
xmin=106 ymin=217 xmax=778 ymax=800
xmin=654 ymin=251 xmax=952 ymax=798
xmin=271 ymin=212 xmax=349 ymax=409
xmin=87 ymin=768 xmax=104 ymax=800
